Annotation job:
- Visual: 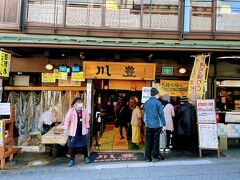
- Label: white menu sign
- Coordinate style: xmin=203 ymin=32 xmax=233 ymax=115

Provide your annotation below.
xmin=141 ymin=87 xmax=152 ymax=103
xmin=198 ymin=124 xmax=218 ymax=149
xmin=197 ymin=99 xmax=216 ymax=123
xmin=0 ymin=103 xmax=10 ymax=115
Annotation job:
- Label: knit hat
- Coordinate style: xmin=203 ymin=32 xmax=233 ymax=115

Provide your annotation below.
xmin=180 ymin=96 xmax=189 ymax=103
xmin=151 ymin=88 xmax=159 ymax=97
xmin=162 ymin=94 xmax=170 ymax=102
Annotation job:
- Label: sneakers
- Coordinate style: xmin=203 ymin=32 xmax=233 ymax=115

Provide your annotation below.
xmin=145 ymin=159 xmax=152 ymax=162
xmin=67 ymin=159 xmax=75 ymax=167
xmin=84 ymin=157 xmax=91 ymax=164
xmin=152 ymin=158 xmax=160 ymax=163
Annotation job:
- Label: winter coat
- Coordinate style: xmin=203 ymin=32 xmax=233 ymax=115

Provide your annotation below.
xmin=175 ymin=103 xmax=196 ymax=135
xmin=63 ymin=108 xmax=90 ymax=136
xmin=131 ymin=106 xmax=142 ymax=127
xmin=163 ymin=103 xmax=175 ymax=131
xmin=117 ymin=105 xmax=131 ymax=127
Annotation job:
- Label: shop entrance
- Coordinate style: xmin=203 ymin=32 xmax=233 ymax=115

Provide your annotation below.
xmin=92 ymin=80 xmax=146 ymax=151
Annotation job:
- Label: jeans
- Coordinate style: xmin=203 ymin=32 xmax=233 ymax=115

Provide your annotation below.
xmin=119 ymin=125 xmax=129 ymax=138
xmin=145 ymin=127 xmax=162 ymax=160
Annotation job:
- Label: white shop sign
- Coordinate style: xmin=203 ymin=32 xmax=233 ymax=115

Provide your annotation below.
xmin=198 ymin=124 xmax=218 ymax=149
xmin=141 ymin=87 xmax=152 ymax=103
xmin=0 ymin=103 xmax=10 ymax=115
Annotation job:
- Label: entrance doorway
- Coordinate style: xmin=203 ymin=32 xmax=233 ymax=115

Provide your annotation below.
xmin=92 ymin=80 xmax=145 ymax=151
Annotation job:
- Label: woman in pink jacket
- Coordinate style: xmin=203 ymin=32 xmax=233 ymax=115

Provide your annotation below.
xmin=63 ymin=97 xmax=90 ymax=167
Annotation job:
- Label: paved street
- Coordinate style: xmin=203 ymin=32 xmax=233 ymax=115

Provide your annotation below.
xmin=1 ymin=158 xmax=240 ymax=180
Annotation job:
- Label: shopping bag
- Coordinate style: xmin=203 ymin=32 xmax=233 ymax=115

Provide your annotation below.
xmin=159 ymin=131 xmax=167 ymax=149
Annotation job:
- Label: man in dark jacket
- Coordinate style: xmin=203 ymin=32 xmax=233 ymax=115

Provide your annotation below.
xmin=143 ymin=88 xmax=166 ymax=162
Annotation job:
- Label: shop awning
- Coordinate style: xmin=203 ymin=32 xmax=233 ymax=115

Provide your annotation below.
xmin=0 ymin=33 xmax=240 ymax=52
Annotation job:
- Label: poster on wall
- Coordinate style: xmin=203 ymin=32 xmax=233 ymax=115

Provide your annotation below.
xmin=0 ymin=50 xmax=11 ymax=77
xmin=197 ymin=99 xmax=216 ymax=124
xmin=198 ymin=124 xmax=218 ymax=149
xmin=42 ymin=73 xmax=56 ymax=83
xmin=54 ymin=69 xmax=67 ymax=80
xmin=71 ymin=72 xmax=85 ymax=81
xmin=141 ymin=87 xmax=152 ymax=103
xmin=0 ymin=103 xmax=10 ymax=115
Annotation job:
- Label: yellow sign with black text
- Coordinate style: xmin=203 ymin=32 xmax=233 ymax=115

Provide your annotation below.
xmin=159 ymin=80 xmax=188 ymax=97
xmin=187 ymin=54 xmax=208 ymax=104
xmin=0 ymin=50 xmax=11 ymax=77
xmin=42 ymin=73 xmax=56 ymax=83
xmin=71 ymin=72 xmax=85 ymax=81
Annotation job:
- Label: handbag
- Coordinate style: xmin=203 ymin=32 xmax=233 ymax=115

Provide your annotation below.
xmin=114 ymin=118 xmax=120 ymax=128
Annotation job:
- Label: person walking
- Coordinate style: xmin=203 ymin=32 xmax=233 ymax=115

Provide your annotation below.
xmin=63 ymin=97 xmax=91 ymax=167
xmin=162 ymin=94 xmax=175 ymax=150
xmin=131 ymin=102 xmax=142 ymax=149
xmin=143 ymin=88 xmax=166 ymax=163
xmin=117 ymin=100 xmax=130 ymax=139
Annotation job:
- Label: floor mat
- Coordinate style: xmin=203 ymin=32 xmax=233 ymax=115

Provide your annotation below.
xmin=128 ymin=140 xmax=144 ymax=151
xmin=112 ymin=127 xmax=128 ymax=150
xmin=98 ymin=129 xmax=115 ymax=150
xmin=90 ymin=152 xmax=144 ymax=162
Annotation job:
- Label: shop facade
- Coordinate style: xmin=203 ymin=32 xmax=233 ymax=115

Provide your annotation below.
xmin=1 ymin=0 xmax=240 ymax=160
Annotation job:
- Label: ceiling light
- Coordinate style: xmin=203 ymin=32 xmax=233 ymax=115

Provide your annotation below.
xmin=45 ymin=64 xmax=53 ymax=70
xmin=179 ymin=67 xmax=186 ymax=74
xmin=216 ymin=56 xmax=240 ymax=59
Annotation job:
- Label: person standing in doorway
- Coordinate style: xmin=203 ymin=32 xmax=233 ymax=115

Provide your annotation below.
xmin=63 ymin=97 xmax=91 ymax=167
xmin=131 ymin=102 xmax=142 ymax=149
xmin=143 ymin=88 xmax=166 ymax=163
xmin=117 ymin=99 xmax=130 ymax=139
xmin=162 ymin=94 xmax=175 ymax=150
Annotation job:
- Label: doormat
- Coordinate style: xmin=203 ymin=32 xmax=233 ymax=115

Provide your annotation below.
xmin=90 ymin=152 xmax=144 ymax=163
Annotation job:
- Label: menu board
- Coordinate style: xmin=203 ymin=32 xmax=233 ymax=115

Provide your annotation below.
xmin=197 ymin=99 xmax=219 ymax=150
xmin=0 ymin=103 xmax=10 ymax=115
xmin=141 ymin=87 xmax=152 ymax=103
xmin=197 ymin=99 xmax=216 ymax=123
xmin=198 ymin=124 xmax=218 ymax=149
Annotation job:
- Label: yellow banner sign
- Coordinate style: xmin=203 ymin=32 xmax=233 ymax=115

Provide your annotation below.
xmin=0 ymin=50 xmax=11 ymax=77
xmin=71 ymin=72 xmax=85 ymax=81
xmin=54 ymin=69 xmax=68 ymax=80
xmin=42 ymin=73 xmax=56 ymax=83
xmin=159 ymin=80 xmax=188 ymax=97
xmin=0 ymin=121 xmax=3 ymax=146
xmin=83 ymin=61 xmax=156 ymax=80
xmin=187 ymin=54 xmax=208 ymax=104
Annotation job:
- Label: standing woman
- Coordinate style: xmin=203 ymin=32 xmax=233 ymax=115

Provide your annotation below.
xmin=63 ymin=97 xmax=91 ymax=167
xmin=162 ymin=94 xmax=175 ymax=150
xmin=131 ymin=102 xmax=142 ymax=149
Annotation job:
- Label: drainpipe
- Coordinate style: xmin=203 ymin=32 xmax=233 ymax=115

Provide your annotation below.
xmin=19 ymin=0 xmax=25 ymax=33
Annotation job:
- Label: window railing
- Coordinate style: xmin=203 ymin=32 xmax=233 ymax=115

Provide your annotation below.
xmin=1 ymin=0 xmax=238 ymax=33
xmin=25 ymin=0 xmax=181 ymax=31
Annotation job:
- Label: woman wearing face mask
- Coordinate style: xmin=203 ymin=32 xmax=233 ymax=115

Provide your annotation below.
xmin=63 ymin=97 xmax=91 ymax=167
